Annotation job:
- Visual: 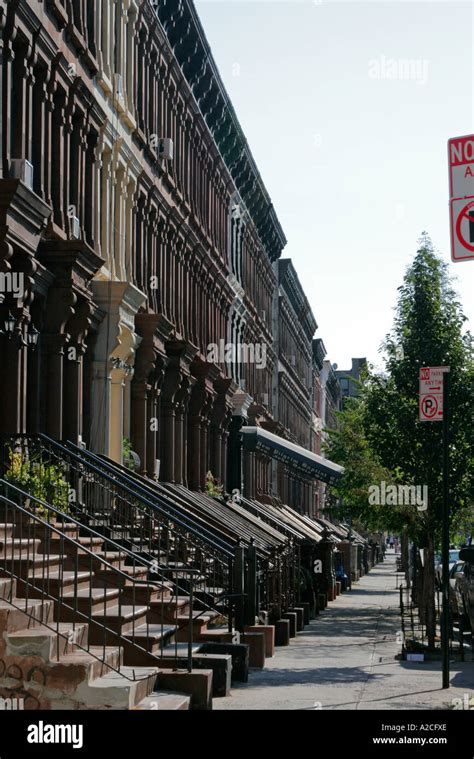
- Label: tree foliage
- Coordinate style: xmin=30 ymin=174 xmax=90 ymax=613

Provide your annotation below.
xmin=363 ymin=234 xmax=473 ymax=546
xmin=324 ymin=396 xmax=412 ymax=533
xmin=325 ymin=234 xmax=473 ymax=647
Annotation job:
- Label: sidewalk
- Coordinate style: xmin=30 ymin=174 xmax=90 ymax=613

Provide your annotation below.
xmin=215 ymin=552 xmax=474 ymax=710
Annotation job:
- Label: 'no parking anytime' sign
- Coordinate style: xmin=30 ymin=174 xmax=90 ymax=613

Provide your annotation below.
xmin=419 ymin=366 xmax=450 ymax=422
xmin=448 ymin=134 xmax=474 ymax=262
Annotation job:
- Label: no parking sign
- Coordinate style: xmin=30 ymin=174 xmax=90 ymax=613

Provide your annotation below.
xmin=448 ymin=134 xmax=474 ymax=262
xmin=419 ymin=366 xmax=450 ymax=422
xmin=450 ymin=197 xmax=474 ymax=261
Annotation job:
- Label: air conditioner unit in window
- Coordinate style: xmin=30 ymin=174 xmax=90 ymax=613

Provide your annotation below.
xmin=290 ymin=355 xmax=296 ymax=367
xmin=70 ymin=216 xmax=81 ymax=240
xmin=231 ymin=204 xmax=241 ymax=221
xmin=158 ymin=138 xmax=174 ymax=161
xmin=261 ymin=310 xmax=266 ymax=322
xmin=260 ymin=393 xmax=269 ymax=406
xmin=10 ymin=159 xmax=34 ymax=190
xmin=114 ymin=73 xmax=124 ymax=99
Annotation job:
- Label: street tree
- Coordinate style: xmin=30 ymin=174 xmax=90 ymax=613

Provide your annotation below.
xmin=363 ymin=233 xmax=474 ymax=647
xmin=324 ymin=395 xmax=414 ymax=534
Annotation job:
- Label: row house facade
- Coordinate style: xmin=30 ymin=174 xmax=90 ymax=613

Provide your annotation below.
xmin=0 ymin=0 xmax=286 ymax=501
xmin=312 ymin=337 xmax=327 ymax=517
xmin=271 ymin=259 xmax=317 ymax=514
xmin=0 ymin=0 xmax=346 ymax=514
xmin=0 ymin=0 xmax=364 ymax=714
xmin=317 ymin=357 xmax=343 ymax=515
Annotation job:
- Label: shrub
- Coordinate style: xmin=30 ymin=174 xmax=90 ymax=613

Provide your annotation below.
xmin=4 ymin=449 xmax=69 ymax=517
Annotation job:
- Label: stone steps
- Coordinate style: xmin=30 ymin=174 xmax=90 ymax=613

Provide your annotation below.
xmin=0 ymin=597 xmax=55 ymax=632
xmin=0 ymin=538 xmax=41 ymax=559
xmin=120 ymin=583 xmax=172 ymax=606
xmin=59 ymin=586 xmax=121 ymax=616
xmin=148 ymin=595 xmax=191 ymax=622
xmin=0 ymin=525 xmax=14 ymax=541
xmin=6 ymin=621 xmax=90 ymax=661
xmin=0 ymin=576 xmax=15 ymax=599
xmin=25 ymin=569 xmax=92 ymax=595
xmin=0 ymin=594 xmax=194 ymax=710
xmin=61 ymin=550 xmax=124 ymax=571
xmin=83 ymin=666 xmax=159 ymax=710
xmin=38 ymin=535 xmax=105 ymax=556
xmin=0 ymin=501 xmax=224 ymax=710
xmin=123 ymin=623 xmax=177 ymax=655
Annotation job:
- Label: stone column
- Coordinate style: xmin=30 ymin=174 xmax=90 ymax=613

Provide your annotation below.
xmin=90 ymin=357 xmax=112 ymax=454
xmin=63 ymin=342 xmax=85 ymax=444
xmin=41 ymin=279 xmax=77 ymax=440
xmin=90 ymin=281 xmax=145 ymax=458
xmin=187 ymin=359 xmax=219 ymax=491
xmin=173 ymin=374 xmax=193 ymax=485
xmin=209 ymin=377 xmax=234 ymax=485
xmin=132 ymin=314 xmax=171 ymax=476
xmin=227 ymin=388 xmax=252 ymax=495
xmin=161 ymin=340 xmax=197 ymax=484
xmin=63 ymin=298 xmax=93 ymax=444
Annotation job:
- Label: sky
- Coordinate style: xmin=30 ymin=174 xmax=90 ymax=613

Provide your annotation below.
xmin=194 ymin=0 xmax=474 ymax=370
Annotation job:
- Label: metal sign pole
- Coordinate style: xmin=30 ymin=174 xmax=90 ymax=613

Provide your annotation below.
xmin=441 ymin=371 xmax=450 ymax=688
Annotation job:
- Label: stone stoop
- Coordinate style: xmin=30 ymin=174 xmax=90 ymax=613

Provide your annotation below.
xmin=241 ymin=631 xmax=265 ymax=668
xmin=244 ymin=625 xmax=275 ymax=657
xmin=155 ymin=668 xmax=213 ymax=710
xmin=0 ymin=518 xmax=216 ymax=710
xmin=0 ymin=518 xmax=211 ymax=665
xmin=0 ymin=594 xmax=195 ymax=710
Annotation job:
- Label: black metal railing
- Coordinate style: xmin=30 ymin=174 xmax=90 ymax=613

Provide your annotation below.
xmin=0 ymin=434 xmax=304 ymax=630
xmin=75 ymin=451 xmax=299 ymax=622
xmin=1 ymin=435 xmax=235 ymax=631
xmin=0 ymin=482 xmax=201 ymax=678
xmin=76 ymin=445 xmax=302 ymax=622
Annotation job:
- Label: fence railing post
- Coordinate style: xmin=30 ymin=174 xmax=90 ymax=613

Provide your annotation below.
xmin=233 ymin=543 xmax=245 ymax=633
xmin=244 ymin=541 xmax=257 ymax=626
xmin=187 ymin=574 xmax=193 ymax=673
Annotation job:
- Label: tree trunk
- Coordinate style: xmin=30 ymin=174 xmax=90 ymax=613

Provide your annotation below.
xmin=401 ymin=528 xmax=410 ymax=587
xmin=423 ymin=533 xmax=436 ymax=648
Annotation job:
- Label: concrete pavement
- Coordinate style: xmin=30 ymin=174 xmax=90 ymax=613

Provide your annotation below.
xmin=215 ymin=552 xmax=474 ymax=710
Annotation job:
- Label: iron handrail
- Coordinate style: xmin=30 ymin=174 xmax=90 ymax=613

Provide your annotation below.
xmin=1 ymin=436 xmax=235 ymax=626
xmin=43 ymin=435 xmax=235 ymax=557
xmin=0 ymin=485 xmax=198 ymax=681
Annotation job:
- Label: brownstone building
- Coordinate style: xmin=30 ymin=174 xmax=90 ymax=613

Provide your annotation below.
xmin=0 ymin=0 xmax=286 ymax=497
xmin=0 ymin=0 xmax=357 ymax=712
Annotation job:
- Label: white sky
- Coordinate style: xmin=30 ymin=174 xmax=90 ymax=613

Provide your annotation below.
xmin=195 ymin=0 xmax=474 ymax=370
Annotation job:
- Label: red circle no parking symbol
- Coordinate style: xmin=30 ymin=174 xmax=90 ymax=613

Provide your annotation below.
xmin=455 ymin=199 xmax=474 ymax=252
xmin=421 ymin=395 xmax=438 ymax=418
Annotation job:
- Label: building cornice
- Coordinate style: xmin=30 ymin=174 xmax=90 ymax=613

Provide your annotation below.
xmin=152 ymin=0 xmax=287 ymax=262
